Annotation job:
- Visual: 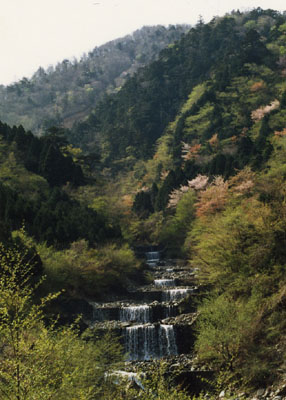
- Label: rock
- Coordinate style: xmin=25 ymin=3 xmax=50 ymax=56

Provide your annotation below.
xmin=262 ymin=388 xmax=269 ymax=397
xmin=257 ymin=389 xmax=265 ymax=397
xmin=121 ymin=322 xmax=131 ymax=327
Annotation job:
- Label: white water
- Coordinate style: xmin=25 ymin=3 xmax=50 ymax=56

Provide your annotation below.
xmin=162 ymin=288 xmax=194 ymax=301
xmin=125 ymin=325 xmax=157 ymax=361
xmin=146 ymin=251 xmax=160 ymax=266
xmin=154 ymin=279 xmax=176 ymax=287
xmin=146 ymin=251 xmax=160 ymax=261
xmin=105 ymin=370 xmax=145 ymax=390
xmin=91 ymin=250 xmax=195 ymax=362
xmin=125 ymin=324 xmax=178 ymax=361
xmin=159 ymin=325 xmax=178 ymax=356
xmin=164 ymin=305 xmax=177 ymax=318
xmin=120 ymin=305 xmax=151 ymax=324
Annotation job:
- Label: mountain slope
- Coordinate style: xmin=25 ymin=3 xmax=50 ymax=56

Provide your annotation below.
xmin=0 ymin=25 xmax=189 ymax=134
xmin=3 ymin=7 xmax=286 ymax=394
xmin=71 ymin=8 xmax=284 ymax=169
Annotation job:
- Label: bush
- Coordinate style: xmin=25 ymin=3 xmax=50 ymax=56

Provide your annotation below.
xmin=38 ymin=240 xmax=141 ymax=299
xmin=0 ymin=243 xmax=124 ymax=399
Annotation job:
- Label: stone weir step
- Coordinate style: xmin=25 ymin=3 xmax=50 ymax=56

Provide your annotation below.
xmin=90 ymin=316 xmax=197 ymax=358
xmin=152 ymin=276 xmax=197 ymax=287
xmin=152 ymin=264 xmax=197 ymax=272
xmin=91 ymin=302 xmax=178 ymax=323
xmin=88 ymin=249 xmax=199 ymax=363
xmin=128 ymin=286 xmax=198 ymax=303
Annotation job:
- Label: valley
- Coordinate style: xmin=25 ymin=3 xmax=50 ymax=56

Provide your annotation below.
xmin=2 ymin=7 xmax=286 ymax=399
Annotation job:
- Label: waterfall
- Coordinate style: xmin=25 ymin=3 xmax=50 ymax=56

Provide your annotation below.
xmin=92 ymin=307 xmax=104 ymax=321
xmin=162 ymin=288 xmax=194 ymax=301
xmin=125 ymin=325 xmax=157 ymax=361
xmin=154 ymin=279 xmax=176 ymax=287
xmin=145 ymin=251 xmax=160 ymax=266
xmin=146 ymin=251 xmax=160 ymax=261
xmin=125 ymin=324 xmax=178 ymax=361
xmin=120 ymin=305 xmax=151 ymax=323
xmin=91 ymin=251 xmax=197 ymax=363
xmin=164 ymin=305 xmax=177 ymax=318
xmin=159 ymin=325 xmax=178 ymax=356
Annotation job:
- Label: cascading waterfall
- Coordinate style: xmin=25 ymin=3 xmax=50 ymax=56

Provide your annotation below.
xmin=159 ymin=325 xmax=178 ymax=356
xmin=164 ymin=304 xmax=177 ymax=318
xmin=162 ymin=288 xmax=194 ymax=301
xmin=125 ymin=325 xmax=157 ymax=361
xmin=154 ymin=279 xmax=176 ymax=287
xmin=120 ymin=305 xmax=151 ymax=324
xmin=145 ymin=251 xmax=160 ymax=266
xmin=125 ymin=324 xmax=178 ymax=361
xmin=90 ymin=248 xmax=196 ymax=363
xmin=91 ymin=303 xmax=113 ymax=321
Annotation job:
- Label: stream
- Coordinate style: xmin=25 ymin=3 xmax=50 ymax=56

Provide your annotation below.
xmin=91 ymin=250 xmax=197 ymax=361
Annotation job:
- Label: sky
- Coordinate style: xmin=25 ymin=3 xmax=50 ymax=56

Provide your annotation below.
xmin=0 ymin=0 xmax=285 ymax=86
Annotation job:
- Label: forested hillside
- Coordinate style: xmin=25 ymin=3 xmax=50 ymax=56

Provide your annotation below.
xmin=70 ymin=8 xmax=285 ymax=165
xmin=3 ymin=7 xmax=286 ymax=398
xmin=0 ymin=25 xmax=188 ymax=134
xmin=70 ymin=7 xmax=286 ymax=393
xmin=115 ymin=7 xmax=286 ymax=393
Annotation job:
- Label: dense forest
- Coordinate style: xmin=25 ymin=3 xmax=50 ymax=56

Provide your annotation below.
xmin=2 ymin=7 xmax=286 ymax=399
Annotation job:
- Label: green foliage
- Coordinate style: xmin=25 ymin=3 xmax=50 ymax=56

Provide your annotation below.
xmin=0 ymin=149 xmax=49 ymax=200
xmin=189 ymin=199 xmax=278 ymax=288
xmin=3 ymin=9 xmax=286 ymax=395
xmin=184 ymin=102 xmax=214 ymax=140
xmin=188 ymin=159 xmax=286 ymax=389
xmin=0 ymin=243 xmax=124 ymax=399
xmin=0 ymin=121 xmax=85 ymax=187
xmin=194 ymin=281 xmax=286 ymax=389
xmin=125 ymin=362 xmax=191 ymax=399
xmin=132 ymin=190 xmax=154 ymax=218
xmin=155 ymin=169 xmax=186 ymax=211
xmin=74 ymin=14 xmax=265 ymax=166
xmin=37 ymin=240 xmax=141 ymax=298
xmin=0 ymin=123 xmax=121 ymax=248
xmin=124 ymin=211 xmax=164 ymax=245
xmin=0 ymin=178 xmax=118 ymax=248
xmin=159 ymin=190 xmax=196 ymax=256
xmin=195 ymin=293 xmax=262 ymax=370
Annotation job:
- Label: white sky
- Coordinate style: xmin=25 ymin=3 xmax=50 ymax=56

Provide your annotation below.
xmin=0 ymin=0 xmax=285 ymax=85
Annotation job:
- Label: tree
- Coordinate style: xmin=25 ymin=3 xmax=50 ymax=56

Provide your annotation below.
xmin=194 ymin=293 xmax=269 ymax=387
xmin=0 ymin=243 xmax=123 ymax=399
xmin=241 ymin=29 xmax=270 ymax=65
xmin=132 ymin=190 xmax=154 ymax=218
